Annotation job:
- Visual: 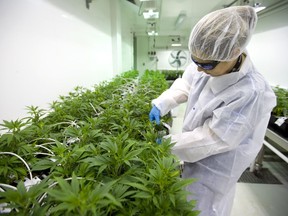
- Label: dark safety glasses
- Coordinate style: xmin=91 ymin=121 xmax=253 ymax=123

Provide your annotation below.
xmin=191 ymin=55 xmax=220 ymax=70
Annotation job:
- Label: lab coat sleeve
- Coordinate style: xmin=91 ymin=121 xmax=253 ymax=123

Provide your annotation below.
xmin=152 ymin=64 xmax=195 ymax=116
xmin=171 ymin=89 xmax=274 ymax=163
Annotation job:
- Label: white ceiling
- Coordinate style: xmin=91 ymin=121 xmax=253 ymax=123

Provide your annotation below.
xmin=125 ymin=0 xmax=288 ymax=49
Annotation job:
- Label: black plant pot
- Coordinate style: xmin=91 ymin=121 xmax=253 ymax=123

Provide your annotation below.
xmin=268 ymin=114 xmax=288 ymax=139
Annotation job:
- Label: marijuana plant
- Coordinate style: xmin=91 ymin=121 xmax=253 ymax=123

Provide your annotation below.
xmin=0 ymin=70 xmax=199 ymax=215
xmin=272 ymin=85 xmax=288 ymax=117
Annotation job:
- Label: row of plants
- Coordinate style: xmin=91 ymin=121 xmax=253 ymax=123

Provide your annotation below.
xmin=0 ymin=70 xmax=198 ymax=215
xmin=269 ymin=85 xmax=288 ymax=138
xmin=271 ymin=85 xmax=288 ymax=117
xmin=160 ymin=70 xmax=184 ymax=81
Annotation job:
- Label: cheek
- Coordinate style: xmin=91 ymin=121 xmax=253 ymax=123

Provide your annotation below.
xmin=207 ymin=69 xmax=223 ymax=77
xmin=212 ymin=65 xmax=228 ymax=75
xmin=197 ymin=66 xmax=205 ymax=72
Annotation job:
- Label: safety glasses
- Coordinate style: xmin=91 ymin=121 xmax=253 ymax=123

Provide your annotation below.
xmin=191 ymin=56 xmax=220 ymax=70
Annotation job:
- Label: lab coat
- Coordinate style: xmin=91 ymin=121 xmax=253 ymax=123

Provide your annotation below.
xmin=152 ymin=53 xmax=276 ymax=216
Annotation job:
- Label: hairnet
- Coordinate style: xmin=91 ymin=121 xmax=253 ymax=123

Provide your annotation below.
xmin=188 ymin=6 xmax=258 ymax=61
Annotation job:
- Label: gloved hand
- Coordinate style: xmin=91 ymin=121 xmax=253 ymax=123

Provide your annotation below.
xmin=149 ymin=106 xmax=161 ymax=125
xmin=156 ymin=135 xmax=172 ymax=145
xmin=156 ymin=138 xmax=162 ymax=144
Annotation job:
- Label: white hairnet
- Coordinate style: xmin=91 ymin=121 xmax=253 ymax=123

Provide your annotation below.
xmin=188 ymin=6 xmax=257 ymax=61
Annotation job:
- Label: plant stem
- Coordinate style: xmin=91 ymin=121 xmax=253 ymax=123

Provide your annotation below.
xmin=0 ymin=152 xmax=33 ymax=180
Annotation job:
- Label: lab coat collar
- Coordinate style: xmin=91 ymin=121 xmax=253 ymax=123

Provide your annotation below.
xmin=209 ymin=53 xmax=252 ymax=94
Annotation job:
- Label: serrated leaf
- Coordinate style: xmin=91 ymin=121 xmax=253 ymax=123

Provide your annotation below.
xmin=169 ymin=193 xmax=176 ymax=206
xmin=132 ymin=191 xmax=152 ymax=199
xmin=100 ymin=140 xmax=118 ymax=153
xmin=49 ymin=202 xmax=75 ymax=213
xmin=71 ymin=173 xmax=79 ymax=194
xmin=81 ymin=155 xmax=109 ymax=168
xmin=98 ymin=164 xmax=108 ymax=176
xmin=123 ymin=182 xmax=149 ymax=192
xmin=148 ymin=169 xmax=158 ymax=179
xmin=17 ymin=181 xmax=27 ymax=195
xmin=125 ymin=149 xmax=143 ymax=160
xmin=13 ymin=167 xmax=27 ymax=176
xmin=31 ymin=159 xmax=55 ymax=171
xmin=122 ymin=141 xmax=134 ymax=154
xmin=169 ymin=178 xmax=197 ymax=195
xmin=153 ymin=196 xmax=160 ymax=209
xmin=54 ymin=177 xmax=73 ymax=196
xmin=105 ymin=193 xmax=123 ymax=208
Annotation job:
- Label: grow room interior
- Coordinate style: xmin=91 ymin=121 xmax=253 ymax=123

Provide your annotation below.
xmin=0 ymin=0 xmax=288 ymax=215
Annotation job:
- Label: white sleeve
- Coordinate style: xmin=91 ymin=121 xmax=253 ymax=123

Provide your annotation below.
xmin=171 ymin=90 xmax=270 ymax=162
xmin=152 ymin=64 xmax=195 ymax=116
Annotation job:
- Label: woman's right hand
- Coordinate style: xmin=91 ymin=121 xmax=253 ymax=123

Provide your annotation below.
xmin=149 ymin=106 xmax=161 ymax=125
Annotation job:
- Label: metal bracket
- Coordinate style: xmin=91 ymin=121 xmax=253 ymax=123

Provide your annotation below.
xmin=86 ymin=0 xmax=92 ymax=9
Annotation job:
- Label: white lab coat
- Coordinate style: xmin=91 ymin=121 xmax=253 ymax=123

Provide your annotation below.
xmin=152 ymin=53 xmax=276 ymax=216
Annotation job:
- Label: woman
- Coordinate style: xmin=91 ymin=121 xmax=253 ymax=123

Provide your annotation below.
xmin=149 ymin=6 xmax=276 ymax=216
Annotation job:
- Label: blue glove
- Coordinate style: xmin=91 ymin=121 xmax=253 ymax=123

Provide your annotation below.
xmin=156 ymin=138 xmax=162 ymax=144
xmin=149 ymin=106 xmax=161 ymax=125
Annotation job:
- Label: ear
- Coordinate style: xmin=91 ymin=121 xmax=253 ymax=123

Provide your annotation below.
xmin=231 ymin=48 xmax=241 ymax=59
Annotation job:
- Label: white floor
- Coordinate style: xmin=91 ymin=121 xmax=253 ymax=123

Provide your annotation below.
xmin=231 ymin=183 xmax=288 ymax=216
xmin=169 ymin=103 xmax=288 ymax=216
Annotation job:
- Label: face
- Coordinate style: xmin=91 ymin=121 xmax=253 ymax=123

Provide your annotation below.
xmin=191 ymin=55 xmax=237 ymax=77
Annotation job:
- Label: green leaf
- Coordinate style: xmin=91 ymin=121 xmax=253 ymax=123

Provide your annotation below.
xmin=31 ymin=159 xmax=56 ymax=171
xmin=17 ymin=181 xmax=27 ymax=196
xmin=132 ymin=191 xmax=152 ymax=199
xmin=82 ymin=155 xmax=110 ymax=168
xmin=170 ymin=178 xmax=197 ymax=192
xmin=125 ymin=149 xmax=143 ymax=160
xmin=169 ymin=193 xmax=176 ymax=206
xmin=105 ymin=193 xmax=123 ymax=208
xmin=122 ymin=140 xmax=135 ymax=154
xmin=148 ymin=169 xmax=158 ymax=179
xmin=153 ymin=196 xmax=160 ymax=209
xmin=98 ymin=164 xmax=108 ymax=176
xmin=123 ymin=182 xmax=150 ymax=192
xmin=13 ymin=167 xmax=27 ymax=176
xmin=0 ymin=133 xmax=13 ymax=145
xmin=49 ymin=202 xmax=75 ymax=213
xmin=71 ymin=173 xmax=79 ymax=194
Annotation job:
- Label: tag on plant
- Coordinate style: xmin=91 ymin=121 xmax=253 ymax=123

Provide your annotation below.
xmin=0 ymin=203 xmax=11 ymax=214
xmin=24 ymin=176 xmax=41 ymax=190
xmin=275 ymin=117 xmax=287 ymax=126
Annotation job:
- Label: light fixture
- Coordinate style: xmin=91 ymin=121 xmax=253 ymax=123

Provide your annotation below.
xmin=143 ymin=9 xmax=159 ymax=19
xmin=138 ymin=0 xmax=161 ymax=19
xmin=148 ymin=30 xmax=158 ymax=36
xmin=171 ymin=43 xmax=182 ymax=47
xmin=146 ymin=22 xmax=158 ymax=36
xmin=224 ymin=0 xmax=266 ymax=13
xmin=253 ymin=2 xmax=266 ymax=13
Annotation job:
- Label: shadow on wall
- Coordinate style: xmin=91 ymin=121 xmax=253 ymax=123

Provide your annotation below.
xmin=46 ymin=0 xmax=111 ymax=35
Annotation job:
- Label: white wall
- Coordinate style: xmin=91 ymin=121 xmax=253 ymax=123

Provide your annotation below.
xmin=136 ymin=36 xmax=190 ymax=73
xmin=120 ymin=0 xmax=136 ymax=72
xmin=248 ymin=26 xmax=288 ymax=88
xmin=136 ymin=36 xmax=150 ymax=74
xmin=247 ymin=8 xmax=288 ymax=88
xmin=157 ymin=50 xmax=190 ymax=71
xmin=136 ymin=6 xmax=288 ymax=89
xmin=0 ymin=0 xmax=134 ymax=123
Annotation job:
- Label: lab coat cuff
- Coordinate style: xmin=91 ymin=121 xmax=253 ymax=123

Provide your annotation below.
xmin=152 ymin=98 xmax=178 ymax=116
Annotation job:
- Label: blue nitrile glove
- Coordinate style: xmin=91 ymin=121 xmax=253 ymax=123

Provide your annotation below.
xmin=149 ymin=106 xmax=161 ymax=125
